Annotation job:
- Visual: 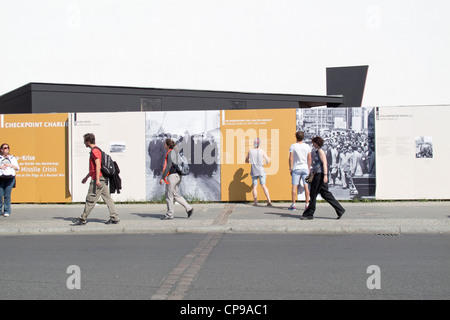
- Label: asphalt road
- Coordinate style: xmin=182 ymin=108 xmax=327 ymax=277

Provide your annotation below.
xmin=0 ymin=233 xmax=449 ymax=301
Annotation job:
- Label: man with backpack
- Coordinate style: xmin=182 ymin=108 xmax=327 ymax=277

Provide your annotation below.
xmin=72 ymin=133 xmax=120 ymax=226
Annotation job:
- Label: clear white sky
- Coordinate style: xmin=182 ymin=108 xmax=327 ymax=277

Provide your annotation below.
xmin=1 ymin=0 xmax=449 ymax=107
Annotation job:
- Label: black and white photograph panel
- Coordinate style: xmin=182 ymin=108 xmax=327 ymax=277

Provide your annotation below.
xmin=145 ymin=110 xmax=221 ymax=202
xmin=415 ymin=136 xmax=433 ymax=159
xmin=296 ymin=107 xmax=376 ymax=200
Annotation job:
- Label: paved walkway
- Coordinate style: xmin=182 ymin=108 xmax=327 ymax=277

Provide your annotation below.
xmin=0 ymin=201 xmax=449 ymax=236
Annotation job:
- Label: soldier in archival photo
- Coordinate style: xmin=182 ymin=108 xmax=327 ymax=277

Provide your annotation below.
xmin=148 ymin=134 xmax=165 ymax=178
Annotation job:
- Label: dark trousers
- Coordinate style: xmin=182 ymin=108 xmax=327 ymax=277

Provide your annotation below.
xmin=303 ymin=172 xmax=344 ymax=217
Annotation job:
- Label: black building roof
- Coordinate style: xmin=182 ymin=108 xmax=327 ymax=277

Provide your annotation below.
xmin=0 ymin=82 xmax=344 ymax=114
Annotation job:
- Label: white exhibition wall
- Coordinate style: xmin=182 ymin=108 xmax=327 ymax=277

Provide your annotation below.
xmin=375 ymin=106 xmax=450 ymax=200
xmin=65 ymin=106 xmax=450 ymax=203
xmin=70 ymin=112 xmax=146 ymax=202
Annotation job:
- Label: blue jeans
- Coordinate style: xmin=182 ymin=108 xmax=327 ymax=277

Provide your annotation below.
xmin=252 ymin=174 xmax=267 ymax=185
xmin=0 ymin=177 xmax=15 ymax=214
xmin=291 ymin=168 xmax=309 ymax=186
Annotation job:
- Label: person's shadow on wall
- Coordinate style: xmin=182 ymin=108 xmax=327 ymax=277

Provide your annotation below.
xmin=228 ymin=168 xmax=252 ymax=201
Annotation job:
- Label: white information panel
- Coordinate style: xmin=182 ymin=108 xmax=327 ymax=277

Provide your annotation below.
xmin=375 ymin=106 xmax=450 ymax=199
xmin=70 ymin=112 xmax=146 ymax=202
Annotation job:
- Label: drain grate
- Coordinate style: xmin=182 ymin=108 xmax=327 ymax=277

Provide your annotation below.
xmin=376 ymin=233 xmax=401 ymax=237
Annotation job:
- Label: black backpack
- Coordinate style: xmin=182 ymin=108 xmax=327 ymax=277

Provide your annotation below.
xmin=173 ymin=151 xmax=190 ymax=176
xmin=91 ymin=146 xmax=116 ymax=177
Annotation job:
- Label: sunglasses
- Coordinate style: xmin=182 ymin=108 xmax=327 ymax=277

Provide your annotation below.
xmin=2 ymin=146 xmax=9 ymax=150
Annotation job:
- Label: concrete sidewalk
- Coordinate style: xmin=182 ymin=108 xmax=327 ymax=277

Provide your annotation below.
xmin=0 ymin=201 xmax=449 ymax=236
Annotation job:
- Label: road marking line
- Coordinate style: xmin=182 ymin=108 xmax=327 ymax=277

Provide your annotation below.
xmin=150 ymin=204 xmax=235 ymax=300
xmin=213 ymin=203 xmax=235 ymax=225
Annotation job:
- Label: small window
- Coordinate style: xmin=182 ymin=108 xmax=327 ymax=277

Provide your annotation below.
xmin=229 ymin=100 xmax=246 ymax=109
xmin=141 ymin=98 xmax=162 ymax=111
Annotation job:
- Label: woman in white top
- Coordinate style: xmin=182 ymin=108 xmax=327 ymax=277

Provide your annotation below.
xmin=245 ymin=138 xmax=272 ymax=206
xmin=288 ymin=131 xmax=311 ymax=210
xmin=0 ymin=143 xmax=20 ymax=217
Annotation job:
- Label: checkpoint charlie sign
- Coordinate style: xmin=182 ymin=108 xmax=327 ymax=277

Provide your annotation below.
xmin=0 ymin=113 xmax=70 ymax=202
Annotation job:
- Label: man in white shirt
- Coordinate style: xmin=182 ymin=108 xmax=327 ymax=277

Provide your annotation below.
xmin=288 ymin=131 xmax=312 ymax=210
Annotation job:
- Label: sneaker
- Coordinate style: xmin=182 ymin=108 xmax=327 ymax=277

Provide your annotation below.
xmin=160 ymin=215 xmax=174 ymax=220
xmin=3 ymin=213 xmax=10 ymax=217
xmin=288 ymin=204 xmax=296 ymax=211
xmin=71 ymin=218 xmax=86 ymax=226
xmin=187 ymin=208 xmax=194 ymax=218
xmin=105 ymin=219 xmax=120 ymax=225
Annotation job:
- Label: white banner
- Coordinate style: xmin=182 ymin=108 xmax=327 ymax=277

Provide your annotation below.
xmin=70 ymin=112 xmax=146 ymax=202
xmin=375 ymin=106 xmax=450 ymax=199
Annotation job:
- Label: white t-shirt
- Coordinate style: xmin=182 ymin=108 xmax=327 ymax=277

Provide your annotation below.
xmin=289 ymin=142 xmax=311 ymax=171
xmin=0 ymin=155 xmax=19 ymax=177
xmin=249 ymin=148 xmax=269 ymax=177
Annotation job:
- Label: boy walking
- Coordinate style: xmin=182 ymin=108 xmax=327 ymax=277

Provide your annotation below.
xmin=72 ymin=133 xmax=120 ymax=225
